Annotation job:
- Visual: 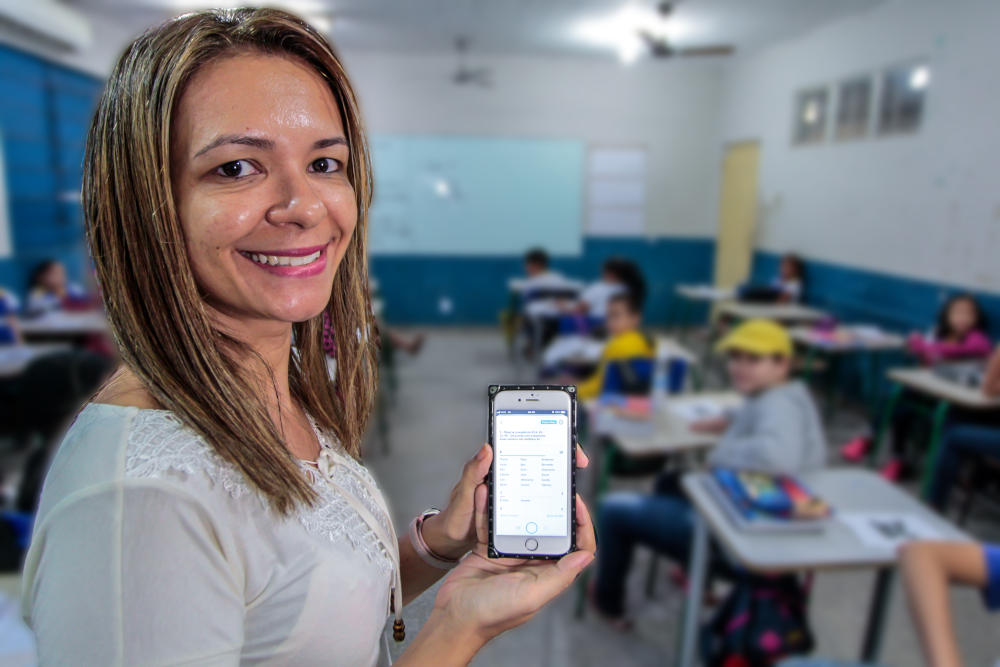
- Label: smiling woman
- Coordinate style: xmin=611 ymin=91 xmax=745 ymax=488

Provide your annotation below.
xmin=19 ymin=7 xmax=595 ymax=667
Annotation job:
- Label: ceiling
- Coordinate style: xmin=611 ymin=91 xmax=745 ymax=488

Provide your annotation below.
xmin=63 ymin=0 xmax=887 ymax=61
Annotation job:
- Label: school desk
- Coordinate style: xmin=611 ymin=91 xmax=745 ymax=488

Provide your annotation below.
xmin=790 ymin=326 xmax=905 ymax=417
xmin=872 ymin=367 xmax=1000 ymax=498
xmin=717 ymin=301 xmax=829 ymax=325
xmin=574 ymin=391 xmax=741 ymax=618
xmin=0 ymin=344 xmax=70 ymax=379
xmin=677 ymin=468 xmax=969 ymax=667
xmin=670 ymin=284 xmax=735 ymax=331
xmin=587 ymin=391 xmax=742 ymax=497
xmin=17 ymin=311 xmax=109 ymax=341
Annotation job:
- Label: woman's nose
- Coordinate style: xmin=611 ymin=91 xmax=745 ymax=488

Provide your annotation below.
xmin=264 ymin=170 xmax=327 ymax=229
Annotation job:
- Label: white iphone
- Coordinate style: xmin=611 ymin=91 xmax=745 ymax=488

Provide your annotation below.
xmin=488 ymin=385 xmax=576 ymax=559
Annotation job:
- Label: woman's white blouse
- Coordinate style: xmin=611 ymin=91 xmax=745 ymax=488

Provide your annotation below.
xmin=21 ymin=403 xmax=395 ymax=666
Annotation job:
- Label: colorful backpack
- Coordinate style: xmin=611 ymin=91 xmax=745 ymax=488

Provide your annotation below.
xmin=701 ymin=573 xmax=816 ymax=667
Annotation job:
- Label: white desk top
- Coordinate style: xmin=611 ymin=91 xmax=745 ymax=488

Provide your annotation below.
xmin=675 ymin=284 xmax=736 ymax=302
xmin=508 ymin=276 xmax=585 ymax=293
xmin=596 ymin=392 xmax=742 ymax=457
xmin=0 ymin=344 xmax=70 ymax=378
xmin=887 ymin=366 xmax=1000 ymax=410
xmin=790 ymin=325 xmax=905 ymax=353
xmin=683 ymin=468 xmax=969 ymax=573
xmin=656 ymin=336 xmax=697 ymax=364
xmin=718 ymin=301 xmax=828 ymax=324
xmin=17 ymin=311 xmax=109 ymax=336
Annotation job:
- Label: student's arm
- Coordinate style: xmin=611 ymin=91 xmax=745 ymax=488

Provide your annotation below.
xmin=923 ymin=331 xmax=993 ymax=361
xmin=710 ymin=394 xmax=808 ymax=475
xmin=900 ymin=541 xmax=991 ymax=667
xmin=982 ymin=345 xmax=1000 ymax=398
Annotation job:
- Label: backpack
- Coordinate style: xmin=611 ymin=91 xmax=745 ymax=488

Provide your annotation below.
xmin=701 ymin=573 xmax=815 ymax=667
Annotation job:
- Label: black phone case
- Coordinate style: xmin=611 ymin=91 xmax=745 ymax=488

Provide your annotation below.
xmin=487 ymin=384 xmax=577 ymax=560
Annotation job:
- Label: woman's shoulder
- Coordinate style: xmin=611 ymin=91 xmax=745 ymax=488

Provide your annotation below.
xmin=39 ymin=403 xmax=250 ymax=520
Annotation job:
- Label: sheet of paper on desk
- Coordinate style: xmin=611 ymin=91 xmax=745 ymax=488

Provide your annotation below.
xmin=669 ymin=399 xmax=728 ymax=423
xmin=839 ymin=512 xmax=943 ymax=555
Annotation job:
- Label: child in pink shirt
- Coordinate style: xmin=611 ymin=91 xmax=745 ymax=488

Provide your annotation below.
xmin=906 ymin=293 xmax=992 ymax=364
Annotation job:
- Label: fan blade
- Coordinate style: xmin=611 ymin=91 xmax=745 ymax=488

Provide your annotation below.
xmin=678 ymin=45 xmax=735 ymax=57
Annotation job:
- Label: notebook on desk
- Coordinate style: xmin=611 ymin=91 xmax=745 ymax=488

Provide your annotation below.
xmin=932 ymin=361 xmax=986 ymax=388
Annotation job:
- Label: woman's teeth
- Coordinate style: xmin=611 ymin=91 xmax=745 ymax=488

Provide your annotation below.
xmin=244 ymin=250 xmax=322 ymax=267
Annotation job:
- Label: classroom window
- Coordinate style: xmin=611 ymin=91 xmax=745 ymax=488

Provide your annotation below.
xmin=878 ymin=62 xmax=929 ymax=136
xmin=792 ymin=87 xmax=829 ymax=146
xmin=835 ymin=76 xmax=872 ymax=141
xmin=585 ymin=147 xmax=646 ymax=236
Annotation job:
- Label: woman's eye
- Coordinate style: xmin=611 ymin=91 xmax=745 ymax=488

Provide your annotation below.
xmin=310 ymin=157 xmax=341 ymax=174
xmin=214 ymin=160 xmax=259 ymax=179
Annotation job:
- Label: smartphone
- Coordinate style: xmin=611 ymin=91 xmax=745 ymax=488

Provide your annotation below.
xmin=487 ymin=384 xmax=576 ymax=559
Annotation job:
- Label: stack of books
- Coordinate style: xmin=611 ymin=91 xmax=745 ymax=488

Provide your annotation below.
xmin=704 ymin=468 xmax=832 ymax=534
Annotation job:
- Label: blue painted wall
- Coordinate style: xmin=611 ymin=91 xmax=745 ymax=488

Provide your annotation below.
xmin=372 ymin=236 xmax=716 ymax=325
xmin=0 ymin=45 xmax=102 ymax=298
xmin=752 ymin=251 xmax=1000 ymax=337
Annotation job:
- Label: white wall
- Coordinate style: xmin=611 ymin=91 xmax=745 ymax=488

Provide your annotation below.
xmin=343 ymin=50 xmax=725 ymax=239
xmin=718 ymin=0 xmax=1000 ymax=292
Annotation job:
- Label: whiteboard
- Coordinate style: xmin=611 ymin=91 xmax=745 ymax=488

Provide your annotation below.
xmin=367 ymin=135 xmax=584 ymax=256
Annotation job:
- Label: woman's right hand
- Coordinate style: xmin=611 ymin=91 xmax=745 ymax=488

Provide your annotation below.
xmin=399 ymin=478 xmax=596 ymax=665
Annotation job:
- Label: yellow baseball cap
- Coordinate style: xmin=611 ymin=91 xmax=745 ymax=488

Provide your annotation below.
xmin=716 ymin=319 xmax=793 ymax=357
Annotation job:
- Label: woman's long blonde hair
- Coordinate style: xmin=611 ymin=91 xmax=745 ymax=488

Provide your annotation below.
xmin=84 ymin=7 xmax=377 ymax=514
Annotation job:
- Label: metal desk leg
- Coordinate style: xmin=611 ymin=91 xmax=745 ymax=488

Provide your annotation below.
xmin=678 ymin=514 xmax=709 ymax=667
xmin=870 ymin=382 xmax=903 ymax=465
xmin=860 ymin=568 xmax=895 ymax=662
xmin=920 ymin=400 xmax=952 ymax=499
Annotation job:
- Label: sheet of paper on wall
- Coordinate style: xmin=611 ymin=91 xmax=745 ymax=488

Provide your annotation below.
xmin=839 ymin=511 xmax=944 ymax=556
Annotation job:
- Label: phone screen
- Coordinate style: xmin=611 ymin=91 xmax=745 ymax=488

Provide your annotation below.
xmin=493 ymin=408 xmax=570 ymax=537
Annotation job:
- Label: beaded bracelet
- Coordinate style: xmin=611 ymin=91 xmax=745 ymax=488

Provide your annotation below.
xmin=409 ymin=508 xmax=462 ymax=570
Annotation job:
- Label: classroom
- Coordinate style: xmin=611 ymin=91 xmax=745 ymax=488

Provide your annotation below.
xmin=1 ymin=1 xmax=999 ymax=665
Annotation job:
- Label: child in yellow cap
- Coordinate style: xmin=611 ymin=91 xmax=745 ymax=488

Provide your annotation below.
xmin=695 ymin=318 xmax=826 ymax=473
xmin=591 ymin=318 xmax=826 ymax=625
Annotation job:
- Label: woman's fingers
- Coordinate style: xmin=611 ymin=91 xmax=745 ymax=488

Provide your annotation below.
xmin=576 ymin=443 xmax=589 ymax=469
xmin=473 ymin=482 xmax=489 ymax=546
xmin=574 ymin=494 xmax=597 ymax=554
xmin=523 ymin=551 xmax=594 ymax=608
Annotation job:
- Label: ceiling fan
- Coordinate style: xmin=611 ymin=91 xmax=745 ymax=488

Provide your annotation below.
xmin=639 ymin=1 xmax=734 ymax=59
xmin=451 ymin=37 xmax=493 ymax=87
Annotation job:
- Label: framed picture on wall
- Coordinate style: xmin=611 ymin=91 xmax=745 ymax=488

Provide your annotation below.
xmin=792 ymin=86 xmax=829 ymax=146
xmin=878 ymin=61 xmax=929 ymax=136
xmin=835 ymin=75 xmax=873 ymax=141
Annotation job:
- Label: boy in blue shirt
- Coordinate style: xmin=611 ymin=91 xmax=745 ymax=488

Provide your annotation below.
xmin=901 ymin=540 xmax=1000 ymax=666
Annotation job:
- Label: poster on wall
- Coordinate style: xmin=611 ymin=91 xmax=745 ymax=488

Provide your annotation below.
xmin=0 ymin=127 xmax=10 ymax=258
xmin=585 ymin=147 xmax=646 ymax=237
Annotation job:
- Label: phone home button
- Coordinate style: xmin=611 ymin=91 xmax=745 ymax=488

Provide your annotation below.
xmin=525 ymin=538 xmax=539 ymax=552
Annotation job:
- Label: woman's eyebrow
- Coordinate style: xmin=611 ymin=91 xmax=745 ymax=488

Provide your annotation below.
xmin=194 ymin=134 xmax=274 ymax=158
xmin=193 ymin=134 xmax=348 ymax=158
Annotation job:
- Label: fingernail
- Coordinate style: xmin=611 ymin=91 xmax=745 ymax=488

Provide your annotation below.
xmin=476 ymin=445 xmax=488 ymax=460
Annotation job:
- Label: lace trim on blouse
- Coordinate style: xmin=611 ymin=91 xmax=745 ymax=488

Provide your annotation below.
xmin=122 ymin=409 xmax=395 ymax=578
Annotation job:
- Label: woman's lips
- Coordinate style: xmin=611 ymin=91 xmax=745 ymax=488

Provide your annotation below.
xmin=238 ymin=243 xmax=329 ymax=277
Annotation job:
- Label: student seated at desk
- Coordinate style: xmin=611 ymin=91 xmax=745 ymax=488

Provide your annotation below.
xmin=573 ymin=257 xmax=643 ymax=326
xmin=575 ymin=291 xmax=653 ymax=401
xmin=927 ymin=344 xmax=1000 ymax=512
xmin=901 ymin=539 xmax=1000 ymax=667
xmin=0 ymin=287 xmax=20 ymax=345
xmin=737 ymin=253 xmax=806 ymax=304
xmin=591 ymin=319 xmax=826 ymax=625
xmin=519 ymin=247 xmax=569 ymax=353
xmin=25 ymin=259 xmax=91 ymax=316
xmin=843 ymin=294 xmax=992 ymax=479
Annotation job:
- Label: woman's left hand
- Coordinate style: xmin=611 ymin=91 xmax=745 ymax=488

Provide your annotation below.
xmin=421 ymin=443 xmax=590 ymax=561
